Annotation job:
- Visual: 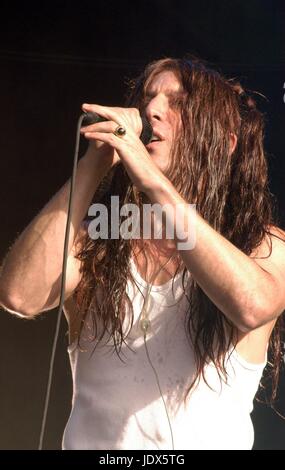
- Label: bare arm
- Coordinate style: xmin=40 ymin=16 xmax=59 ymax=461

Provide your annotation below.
xmin=81 ymin=103 xmax=285 ymax=334
xmin=146 ymin=181 xmax=285 ymax=333
xmin=0 ymin=139 xmax=118 ymax=317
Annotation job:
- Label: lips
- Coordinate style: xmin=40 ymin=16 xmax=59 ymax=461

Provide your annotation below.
xmin=150 ymin=135 xmax=161 ymax=143
xmin=147 ymin=138 xmax=162 ymax=147
xmin=149 ymin=129 xmax=164 ymax=143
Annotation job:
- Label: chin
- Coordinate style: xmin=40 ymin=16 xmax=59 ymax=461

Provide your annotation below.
xmin=148 ymin=149 xmax=170 ymax=174
xmin=151 ymin=157 xmax=169 ymax=175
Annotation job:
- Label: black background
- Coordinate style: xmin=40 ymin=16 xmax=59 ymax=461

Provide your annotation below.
xmin=0 ymin=0 xmax=284 ymax=449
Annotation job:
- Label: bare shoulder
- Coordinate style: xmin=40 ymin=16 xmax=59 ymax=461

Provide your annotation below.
xmin=251 ymin=225 xmax=285 ymax=265
xmin=250 ymin=225 xmax=285 ymax=308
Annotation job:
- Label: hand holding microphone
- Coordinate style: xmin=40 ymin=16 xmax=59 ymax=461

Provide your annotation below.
xmin=80 ymin=104 xmax=160 ymax=193
xmin=81 ymin=105 xmax=153 ymax=145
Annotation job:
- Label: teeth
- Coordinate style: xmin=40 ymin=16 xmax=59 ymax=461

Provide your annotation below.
xmin=151 ymin=135 xmax=160 ymax=142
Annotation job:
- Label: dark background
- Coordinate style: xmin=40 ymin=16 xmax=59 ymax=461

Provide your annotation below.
xmin=0 ymin=0 xmax=284 ymax=449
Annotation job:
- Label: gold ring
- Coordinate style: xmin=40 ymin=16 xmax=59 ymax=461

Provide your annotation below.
xmin=113 ymin=125 xmax=126 ymax=137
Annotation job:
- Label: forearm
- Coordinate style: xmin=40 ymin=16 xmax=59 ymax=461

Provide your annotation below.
xmin=146 ymin=179 xmax=279 ymax=332
xmin=0 ymin=148 xmax=110 ymax=314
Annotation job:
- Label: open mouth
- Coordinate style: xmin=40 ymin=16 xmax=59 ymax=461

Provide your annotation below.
xmin=150 ymin=136 xmax=160 ymax=143
xmin=149 ymin=133 xmax=163 ymax=144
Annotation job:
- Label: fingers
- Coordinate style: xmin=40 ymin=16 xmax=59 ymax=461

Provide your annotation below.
xmin=81 ymin=117 xmax=126 ymax=147
xmin=80 ymin=120 xmax=118 ymax=135
xmin=82 ymin=103 xmax=117 ymax=122
xmin=84 ymin=132 xmax=119 ymax=146
xmin=82 ymin=103 xmax=142 ymax=136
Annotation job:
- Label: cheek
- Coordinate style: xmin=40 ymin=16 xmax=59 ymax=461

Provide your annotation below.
xmin=167 ymin=125 xmax=180 ymax=148
xmin=167 ymin=112 xmax=182 ymax=140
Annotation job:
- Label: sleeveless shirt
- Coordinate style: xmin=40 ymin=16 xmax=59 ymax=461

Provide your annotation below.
xmin=62 ymin=258 xmax=266 ymax=450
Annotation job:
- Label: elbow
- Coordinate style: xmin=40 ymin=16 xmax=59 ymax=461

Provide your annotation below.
xmin=237 ymin=273 xmax=285 ymax=332
xmin=234 ymin=297 xmax=275 ymax=333
xmin=0 ymin=289 xmax=39 ymax=318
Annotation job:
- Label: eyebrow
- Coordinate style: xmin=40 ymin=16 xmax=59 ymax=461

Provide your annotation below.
xmin=144 ymin=90 xmax=184 ymax=99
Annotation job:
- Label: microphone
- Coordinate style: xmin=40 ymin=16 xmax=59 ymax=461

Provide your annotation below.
xmin=81 ymin=112 xmax=153 ymax=145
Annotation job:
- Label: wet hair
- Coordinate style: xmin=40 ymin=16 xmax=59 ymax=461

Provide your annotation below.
xmin=75 ymin=57 xmax=284 ymax=401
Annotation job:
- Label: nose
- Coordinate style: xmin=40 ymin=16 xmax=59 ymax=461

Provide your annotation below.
xmin=145 ymin=94 xmax=169 ymax=122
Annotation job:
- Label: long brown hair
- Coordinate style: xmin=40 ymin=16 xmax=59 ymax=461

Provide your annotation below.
xmin=75 ymin=57 xmax=284 ymax=400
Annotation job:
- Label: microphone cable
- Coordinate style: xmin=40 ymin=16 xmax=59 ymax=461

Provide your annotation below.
xmin=143 ymin=332 xmax=175 ymax=450
xmin=139 ymin=255 xmax=176 ymax=451
xmin=38 ymin=111 xmax=152 ymax=449
xmin=38 ymin=114 xmax=85 ymax=450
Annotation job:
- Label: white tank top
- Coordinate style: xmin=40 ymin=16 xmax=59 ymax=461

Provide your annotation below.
xmin=62 ymin=259 xmax=267 ymax=450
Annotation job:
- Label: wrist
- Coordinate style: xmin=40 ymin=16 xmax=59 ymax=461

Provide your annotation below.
xmin=82 ymin=146 xmax=112 ymax=175
xmin=144 ymin=175 xmax=177 ymax=204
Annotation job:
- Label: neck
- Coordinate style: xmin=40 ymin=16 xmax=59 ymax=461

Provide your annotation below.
xmin=135 ymin=188 xmax=177 ymax=253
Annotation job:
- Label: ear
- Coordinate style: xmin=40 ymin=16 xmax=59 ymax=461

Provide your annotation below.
xmin=229 ymin=132 xmax=237 ymax=156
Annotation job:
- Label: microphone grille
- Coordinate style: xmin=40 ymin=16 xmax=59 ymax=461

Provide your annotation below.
xmin=140 ymin=116 xmax=153 ymax=145
xmin=81 ymin=112 xmax=104 ymax=126
xmin=81 ymin=111 xmax=153 ymax=145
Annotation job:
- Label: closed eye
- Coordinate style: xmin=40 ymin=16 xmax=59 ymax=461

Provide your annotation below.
xmin=168 ymin=93 xmax=185 ymax=109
